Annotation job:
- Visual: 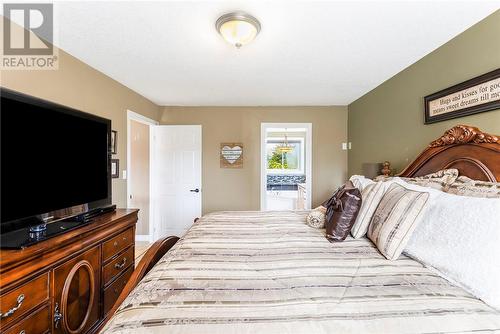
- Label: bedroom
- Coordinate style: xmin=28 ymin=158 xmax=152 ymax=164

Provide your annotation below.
xmin=0 ymin=1 xmax=499 ymax=333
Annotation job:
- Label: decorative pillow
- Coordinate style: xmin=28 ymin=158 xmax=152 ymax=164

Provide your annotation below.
xmin=351 ymin=171 xmax=454 ymax=239
xmin=446 ymin=176 xmax=500 ymax=198
xmin=325 ymin=182 xmax=362 ymax=242
xmin=376 ymin=169 xmax=459 ymax=191
xmin=349 ymin=175 xmax=375 ymax=192
xmin=404 ymin=168 xmax=459 ymax=190
xmin=367 ymin=183 xmax=430 ymax=260
xmin=405 ymin=190 xmax=500 ymax=310
xmin=350 ymin=181 xmax=385 ymax=238
xmin=306 ymin=206 xmax=327 ymax=229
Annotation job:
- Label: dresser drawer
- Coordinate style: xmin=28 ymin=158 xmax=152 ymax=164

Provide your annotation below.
xmin=103 ymin=246 xmax=134 ymax=286
xmin=3 ymin=305 xmax=50 ymax=334
xmin=103 ymin=265 xmax=134 ymax=316
xmin=0 ymin=273 xmax=49 ymax=328
xmin=103 ymin=227 xmax=134 ymax=263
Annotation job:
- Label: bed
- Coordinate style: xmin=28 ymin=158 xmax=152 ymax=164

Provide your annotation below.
xmin=102 ymin=125 xmax=500 ymax=333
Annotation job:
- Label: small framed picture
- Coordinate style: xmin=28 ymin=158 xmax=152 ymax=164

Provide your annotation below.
xmin=111 ymin=159 xmax=119 ymax=178
xmin=111 ymin=130 xmax=118 ymax=154
xmin=220 ymin=143 xmax=243 ymax=168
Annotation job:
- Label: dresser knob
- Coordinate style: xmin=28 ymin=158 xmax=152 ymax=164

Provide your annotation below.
xmin=113 ymin=241 xmax=118 ymax=247
xmin=19 ymin=330 xmax=26 ymax=334
xmin=1 ymin=294 xmax=24 ymax=318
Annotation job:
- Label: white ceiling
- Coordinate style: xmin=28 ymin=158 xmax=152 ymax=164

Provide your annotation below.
xmin=51 ymin=1 xmax=499 ymax=106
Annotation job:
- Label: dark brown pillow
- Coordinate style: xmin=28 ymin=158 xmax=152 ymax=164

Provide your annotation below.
xmin=325 ymin=181 xmax=362 ymax=242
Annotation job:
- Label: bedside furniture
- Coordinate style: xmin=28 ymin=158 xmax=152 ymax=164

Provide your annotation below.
xmin=0 ymin=209 xmax=138 ymax=334
xmin=362 ymin=162 xmax=384 ymax=179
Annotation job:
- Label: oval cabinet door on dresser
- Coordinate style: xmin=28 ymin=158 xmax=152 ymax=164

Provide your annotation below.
xmin=53 ymin=246 xmax=101 ymax=334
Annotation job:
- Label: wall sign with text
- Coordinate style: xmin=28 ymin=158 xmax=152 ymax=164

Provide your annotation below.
xmin=220 ymin=143 xmax=243 ymax=168
xmin=424 ymin=68 xmax=500 ymax=124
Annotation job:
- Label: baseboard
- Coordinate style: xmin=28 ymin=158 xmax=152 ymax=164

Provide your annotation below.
xmin=135 ymin=234 xmax=151 ymax=242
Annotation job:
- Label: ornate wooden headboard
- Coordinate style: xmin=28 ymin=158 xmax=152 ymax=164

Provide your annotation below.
xmin=399 ymin=125 xmax=500 ymax=182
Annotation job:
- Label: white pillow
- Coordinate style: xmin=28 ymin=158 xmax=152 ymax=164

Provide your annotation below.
xmin=405 ymin=192 xmax=500 ymax=310
xmin=349 ymin=175 xmax=375 ymax=192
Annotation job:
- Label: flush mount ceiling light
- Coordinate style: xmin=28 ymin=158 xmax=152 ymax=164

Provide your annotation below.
xmin=215 ymin=12 xmax=261 ymax=48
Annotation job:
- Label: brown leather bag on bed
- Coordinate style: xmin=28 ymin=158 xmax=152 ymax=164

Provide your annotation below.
xmin=325 ymin=181 xmax=362 ymax=242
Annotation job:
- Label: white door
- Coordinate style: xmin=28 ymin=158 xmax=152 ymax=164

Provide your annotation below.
xmin=151 ymin=125 xmax=202 ymax=240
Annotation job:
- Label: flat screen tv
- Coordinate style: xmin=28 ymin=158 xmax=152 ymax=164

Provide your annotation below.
xmin=1 ymin=88 xmax=113 ymax=247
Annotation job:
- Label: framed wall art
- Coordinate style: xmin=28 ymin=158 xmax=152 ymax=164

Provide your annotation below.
xmin=424 ymin=68 xmax=500 ymax=124
xmin=111 ymin=130 xmax=118 ymax=154
xmin=220 ymin=143 xmax=243 ymax=168
xmin=111 ymin=159 xmax=119 ymax=178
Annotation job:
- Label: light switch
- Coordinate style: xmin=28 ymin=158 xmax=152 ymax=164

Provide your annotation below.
xmin=122 ymin=170 xmax=127 ymax=179
xmin=342 ymin=143 xmax=347 ymax=150
xmin=348 ymin=142 xmax=352 ymax=150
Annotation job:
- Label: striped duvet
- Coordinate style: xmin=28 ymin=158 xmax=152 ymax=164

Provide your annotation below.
xmin=103 ymin=211 xmax=500 ymax=334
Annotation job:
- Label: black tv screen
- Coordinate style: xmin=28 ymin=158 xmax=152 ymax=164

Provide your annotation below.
xmin=1 ymin=89 xmax=111 ymax=233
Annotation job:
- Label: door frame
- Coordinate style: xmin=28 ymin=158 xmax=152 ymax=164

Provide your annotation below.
xmin=260 ymin=123 xmax=312 ymax=211
xmin=127 ymin=110 xmax=159 ymax=242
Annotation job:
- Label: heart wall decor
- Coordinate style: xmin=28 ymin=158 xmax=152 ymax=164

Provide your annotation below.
xmin=220 ymin=143 xmax=243 ymax=168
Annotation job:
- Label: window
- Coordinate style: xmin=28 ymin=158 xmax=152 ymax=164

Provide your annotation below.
xmin=266 ymin=138 xmax=304 ymax=174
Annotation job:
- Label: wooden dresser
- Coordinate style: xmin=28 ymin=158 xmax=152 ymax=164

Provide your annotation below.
xmin=0 ymin=209 xmax=138 ymax=334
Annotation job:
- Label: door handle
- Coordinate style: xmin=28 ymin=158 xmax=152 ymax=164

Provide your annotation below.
xmin=190 ymin=188 xmax=200 ymax=193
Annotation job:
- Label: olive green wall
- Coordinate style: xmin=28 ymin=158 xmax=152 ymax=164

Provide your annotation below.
xmin=160 ymin=106 xmax=348 ymax=214
xmin=348 ymin=10 xmax=500 ymax=176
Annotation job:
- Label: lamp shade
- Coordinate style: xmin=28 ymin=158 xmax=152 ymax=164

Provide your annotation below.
xmin=362 ymin=163 xmax=383 ymax=180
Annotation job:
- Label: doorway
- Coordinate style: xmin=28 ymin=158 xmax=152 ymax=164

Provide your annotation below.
xmin=127 ymin=110 xmax=158 ymax=243
xmin=260 ymin=123 xmax=312 ymax=211
xmin=128 ymin=113 xmax=202 ymax=242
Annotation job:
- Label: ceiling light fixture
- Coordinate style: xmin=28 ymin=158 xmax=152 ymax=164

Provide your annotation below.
xmin=215 ymin=12 xmax=261 ymax=48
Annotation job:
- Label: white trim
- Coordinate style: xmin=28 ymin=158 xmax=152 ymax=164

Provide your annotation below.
xmin=260 ymin=123 xmax=312 ymax=211
xmin=135 ymin=235 xmax=151 ymax=242
xmin=127 ymin=110 xmax=158 ymax=243
xmin=127 ymin=110 xmax=159 ymax=126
